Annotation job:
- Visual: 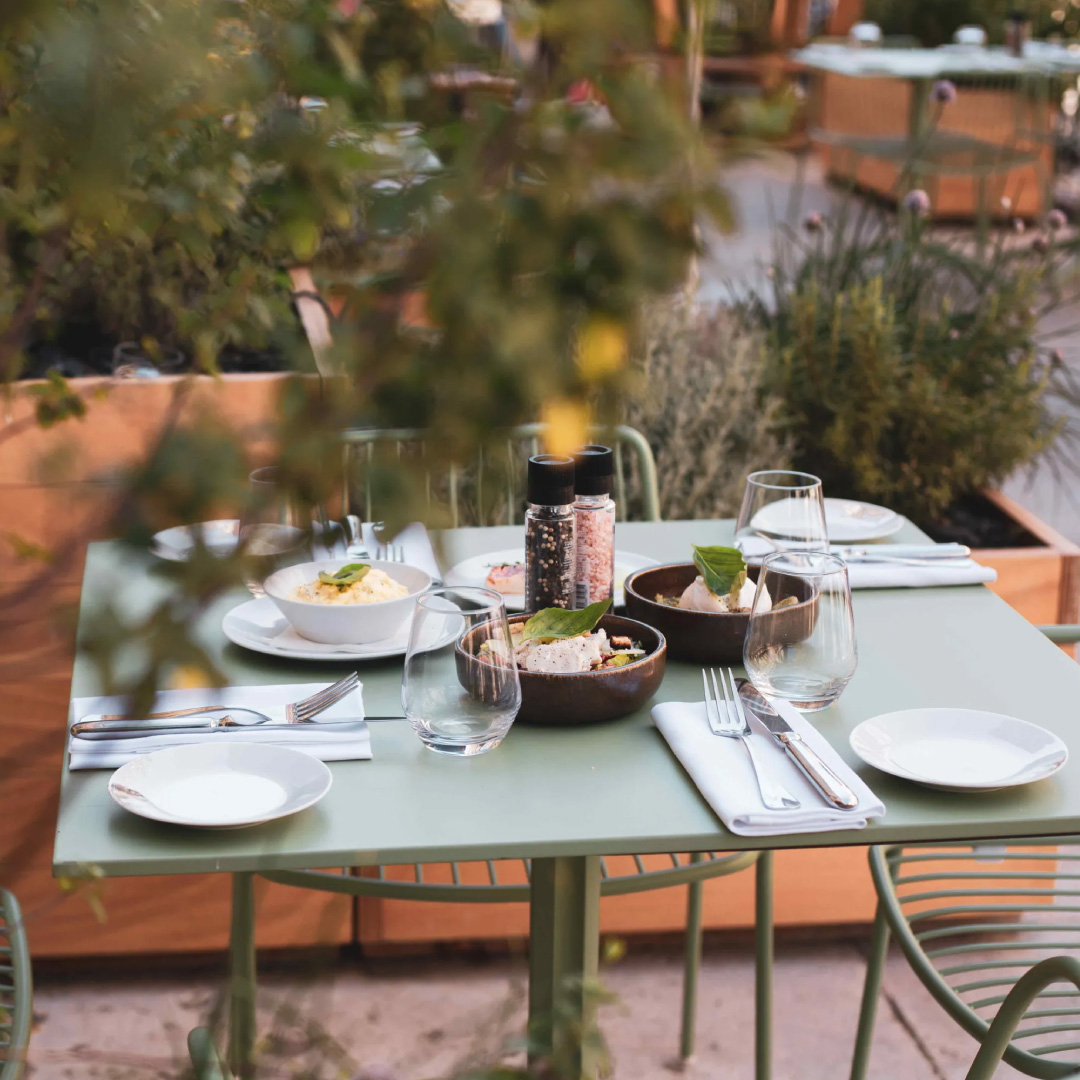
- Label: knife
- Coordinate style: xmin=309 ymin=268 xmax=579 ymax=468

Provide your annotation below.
xmin=70 ymin=716 xmax=407 ymax=740
xmin=736 ymin=680 xmax=859 ymax=811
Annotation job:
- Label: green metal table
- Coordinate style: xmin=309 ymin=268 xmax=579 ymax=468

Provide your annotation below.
xmin=54 ymin=520 xmax=1080 ymax=1077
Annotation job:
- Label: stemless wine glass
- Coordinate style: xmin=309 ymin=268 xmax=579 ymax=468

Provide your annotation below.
xmin=238 ymin=466 xmax=315 ymax=596
xmin=734 ymin=470 xmax=828 ymax=555
xmin=402 ymin=587 xmax=521 ymax=756
xmin=743 ymin=551 xmax=857 ymax=712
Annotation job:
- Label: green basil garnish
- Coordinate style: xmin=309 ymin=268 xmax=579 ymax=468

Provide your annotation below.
xmin=318 ymin=563 xmax=371 ymax=588
xmin=520 ymin=598 xmax=612 ymax=644
xmin=692 ymin=544 xmax=746 ymax=598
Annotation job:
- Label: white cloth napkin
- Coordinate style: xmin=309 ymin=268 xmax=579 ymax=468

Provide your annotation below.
xmin=68 ymin=682 xmax=371 ymax=770
xmin=738 ymin=538 xmax=996 ymax=589
xmin=653 ymin=697 xmax=884 ymax=837
xmin=370 ymin=521 xmax=442 ymax=583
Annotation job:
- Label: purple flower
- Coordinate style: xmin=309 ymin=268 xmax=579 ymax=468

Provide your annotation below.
xmin=803 ymin=212 xmax=824 ymax=233
xmin=1051 ymin=348 xmax=1065 ymax=368
xmin=1047 ymin=208 xmax=1068 ymax=230
xmin=931 ymin=80 xmax=958 ymax=105
xmin=901 ymin=189 xmax=931 ymax=216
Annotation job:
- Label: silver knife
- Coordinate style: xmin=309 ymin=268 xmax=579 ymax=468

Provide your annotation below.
xmin=736 ymin=680 xmax=859 ymax=811
xmin=71 ymin=716 xmax=406 ymax=740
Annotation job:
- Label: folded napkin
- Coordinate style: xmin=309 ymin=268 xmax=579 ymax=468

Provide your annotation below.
xmin=653 ymin=697 xmax=884 ymax=837
xmin=738 ymin=538 xmax=996 ymax=589
xmin=374 ymin=521 xmax=442 ymax=583
xmin=68 ymin=682 xmax=371 ymax=770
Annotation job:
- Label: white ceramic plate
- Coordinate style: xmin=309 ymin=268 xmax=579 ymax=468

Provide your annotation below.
xmin=850 ymin=708 xmax=1068 ymax=792
xmin=222 ymin=596 xmax=458 ymax=661
xmin=823 ymin=498 xmax=904 ymax=542
xmin=443 ymin=548 xmax=657 ymax=611
xmin=109 ymin=742 xmax=332 ymax=828
xmin=152 ymin=520 xmax=239 ymax=562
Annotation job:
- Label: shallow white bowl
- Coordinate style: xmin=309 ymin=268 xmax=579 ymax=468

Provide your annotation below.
xmin=109 ymin=742 xmax=332 ymax=828
xmin=263 ymin=559 xmax=431 ymax=644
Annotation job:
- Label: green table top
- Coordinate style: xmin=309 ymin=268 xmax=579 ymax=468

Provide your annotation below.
xmin=53 ymin=521 xmax=1080 ymax=878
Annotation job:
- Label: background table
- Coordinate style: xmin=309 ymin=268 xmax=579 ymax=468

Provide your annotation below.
xmin=55 ymin=520 xmax=1080 ymax=1076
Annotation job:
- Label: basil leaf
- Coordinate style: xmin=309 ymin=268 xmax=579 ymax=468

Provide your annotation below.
xmin=520 ymin=598 xmax=612 ymax=643
xmin=692 ymin=545 xmax=746 ymax=596
xmin=318 ymin=563 xmax=371 ymax=588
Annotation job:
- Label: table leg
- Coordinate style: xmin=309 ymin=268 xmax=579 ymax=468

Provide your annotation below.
xmin=528 ymin=855 xmax=602 ymax=1079
xmin=229 ymin=872 xmax=257 ymax=1077
xmin=755 ymin=851 xmax=774 ymax=1080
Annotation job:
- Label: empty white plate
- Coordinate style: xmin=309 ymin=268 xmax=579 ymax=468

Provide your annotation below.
xmin=109 ymin=742 xmax=332 ymax=828
xmin=824 ymin=498 xmax=903 ymax=542
xmin=152 ymin=520 xmax=239 ymax=562
xmin=850 ymin=708 xmax=1068 ymax=792
xmin=444 ymin=548 xmax=657 ymax=611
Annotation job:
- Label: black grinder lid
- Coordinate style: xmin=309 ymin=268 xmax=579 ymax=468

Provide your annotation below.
xmin=572 ymin=444 xmax=614 ymax=496
xmin=528 ymin=454 xmax=575 ymax=506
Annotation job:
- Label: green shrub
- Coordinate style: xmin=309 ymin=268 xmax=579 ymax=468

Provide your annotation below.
xmin=743 ymin=203 xmax=1080 ymax=522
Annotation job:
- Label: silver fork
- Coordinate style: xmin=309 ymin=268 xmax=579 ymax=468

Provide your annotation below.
xmin=82 ymin=672 xmax=360 ymax=732
xmin=378 ymin=543 xmax=405 ymax=562
xmin=702 ymin=667 xmax=800 ymax=811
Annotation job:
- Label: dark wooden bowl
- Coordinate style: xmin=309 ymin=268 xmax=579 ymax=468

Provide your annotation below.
xmin=456 ymin=613 xmax=666 ymax=726
xmin=623 ymin=563 xmax=817 ymax=664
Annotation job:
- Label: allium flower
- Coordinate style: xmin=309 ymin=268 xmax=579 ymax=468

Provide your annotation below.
xmin=901 ymin=189 xmax=931 ymax=216
xmin=1047 ymin=208 xmax=1068 ymax=230
xmin=1014 ymin=217 xmax=1026 ymax=234
xmin=803 ymin=212 xmax=824 ymax=233
xmin=931 ymin=80 xmax=958 ymax=105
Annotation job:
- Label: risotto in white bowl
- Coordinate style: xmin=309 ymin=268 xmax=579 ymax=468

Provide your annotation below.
xmin=264 ymin=559 xmax=431 ymax=644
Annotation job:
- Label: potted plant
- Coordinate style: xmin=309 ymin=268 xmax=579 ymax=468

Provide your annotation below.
xmin=742 ymin=195 xmax=1080 ymax=625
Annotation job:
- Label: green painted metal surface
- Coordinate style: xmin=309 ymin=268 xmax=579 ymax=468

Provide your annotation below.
xmin=0 ymin=890 xmax=31 ymax=1080
xmin=53 ymin=520 xmax=1080 ymax=878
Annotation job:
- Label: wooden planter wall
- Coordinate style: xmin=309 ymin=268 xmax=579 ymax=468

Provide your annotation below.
xmin=3 ymin=367 xmax=1078 ymax=957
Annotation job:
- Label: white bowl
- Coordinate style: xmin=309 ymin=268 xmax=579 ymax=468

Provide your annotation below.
xmin=263 ymin=559 xmax=431 ymax=644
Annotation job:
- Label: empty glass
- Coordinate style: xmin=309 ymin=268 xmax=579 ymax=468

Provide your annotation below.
xmin=734 ymin=470 xmax=828 ymax=556
xmin=402 ymin=587 xmax=521 ymax=756
xmin=743 ymin=551 xmax=857 ymax=712
xmin=238 ymin=466 xmax=329 ymax=596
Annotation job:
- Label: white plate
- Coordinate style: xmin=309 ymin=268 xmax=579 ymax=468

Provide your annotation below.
xmin=109 ymin=742 xmax=332 ymax=828
xmin=824 ymin=498 xmax=903 ymax=542
xmin=152 ymin=520 xmax=239 ymax=562
xmin=443 ymin=548 xmax=657 ymax=611
xmin=850 ymin=708 xmax=1068 ymax=792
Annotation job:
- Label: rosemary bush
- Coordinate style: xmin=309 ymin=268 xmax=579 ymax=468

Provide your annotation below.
xmin=624 ymin=300 xmax=791 ymax=520
xmin=742 ymin=201 xmax=1080 ymax=523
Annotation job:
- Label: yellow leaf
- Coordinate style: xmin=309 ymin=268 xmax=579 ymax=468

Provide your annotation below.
xmin=169 ymin=664 xmax=211 ymax=690
xmin=576 ymin=316 xmax=627 ymax=380
xmin=541 ymin=397 xmax=590 ymax=456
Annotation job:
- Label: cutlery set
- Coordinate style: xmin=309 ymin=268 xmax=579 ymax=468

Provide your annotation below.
xmin=702 ymin=666 xmax=860 ymax=813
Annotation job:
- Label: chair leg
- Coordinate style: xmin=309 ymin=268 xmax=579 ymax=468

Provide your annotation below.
xmin=755 ymin=851 xmax=773 ymax=1080
xmin=229 ymin=873 xmax=257 ymax=1079
xmin=679 ymin=857 xmax=706 ymax=1062
xmin=849 ymin=901 xmax=891 ymax=1080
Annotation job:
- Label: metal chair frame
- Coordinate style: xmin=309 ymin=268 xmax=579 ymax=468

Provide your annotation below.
xmin=341 ymin=422 xmax=662 ymax=525
xmin=850 ymin=623 xmax=1080 ymax=1080
xmin=0 ymin=890 xmax=31 ymax=1080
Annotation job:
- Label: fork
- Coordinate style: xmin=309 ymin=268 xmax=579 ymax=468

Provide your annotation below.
xmin=378 ymin=542 xmax=405 ymax=562
xmin=702 ymin=667 xmax=800 ymax=811
xmin=78 ymin=672 xmax=360 ymax=734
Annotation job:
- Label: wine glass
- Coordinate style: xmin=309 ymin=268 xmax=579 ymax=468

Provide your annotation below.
xmin=734 ymin=470 xmax=828 ymax=557
xmin=238 ymin=466 xmax=317 ymax=596
xmin=743 ymin=551 xmax=857 ymax=712
xmin=402 ymin=587 xmax=521 ymax=756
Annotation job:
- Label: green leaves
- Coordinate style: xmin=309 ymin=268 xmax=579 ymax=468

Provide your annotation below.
xmin=520 ymin=598 xmax=612 ymax=643
xmin=318 ymin=563 xmax=370 ymax=588
xmin=692 ymin=545 xmax=746 ymax=597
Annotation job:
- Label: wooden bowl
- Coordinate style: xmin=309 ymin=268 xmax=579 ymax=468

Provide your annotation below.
xmin=456 ymin=613 xmax=666 ymax=726
xmin=623 ymin=563 xmax=816 ymax=665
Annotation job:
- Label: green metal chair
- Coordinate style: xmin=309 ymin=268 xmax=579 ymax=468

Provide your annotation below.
xmin=242 ymin=421 xmax=773 ymax=1072
xmin=850 ymin=625 xmax=1080 ymax=1080
xmin=0 ymin=890 xmax=31 ymax=1080
xmin=340 ymin=422 xmax=661 ymax=525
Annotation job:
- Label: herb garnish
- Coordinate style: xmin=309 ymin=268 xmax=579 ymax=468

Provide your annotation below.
xmin=318 ymin=563 xmax=371 ymax=589
xmin=692 ymin=545 xmax=747 ymax=598
xmin=520 ymin=598 xmax=612 ymax=644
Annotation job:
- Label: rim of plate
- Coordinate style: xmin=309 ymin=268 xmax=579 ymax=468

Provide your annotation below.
xmin=108 ymin=742 xmax=333 ymax=828
xmin=849 ymin=708 xmax=1068 ymax=790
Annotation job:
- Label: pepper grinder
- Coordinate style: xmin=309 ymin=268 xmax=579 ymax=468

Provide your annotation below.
xmin=525 ymin=455 xmax=576 ymax=611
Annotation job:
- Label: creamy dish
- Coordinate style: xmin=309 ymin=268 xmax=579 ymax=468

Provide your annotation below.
xmin=291 ymin=568 xmax=409 ymax=605
xmin=509 ymin=624 xmax=644 ymax=673
xmin=678 ymin=574 xmax=771 ymax=614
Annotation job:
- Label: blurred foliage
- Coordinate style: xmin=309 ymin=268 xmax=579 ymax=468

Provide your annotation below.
xmin=741 ymin=199 xmax=1080 ymax=523
xmin=864 ymin=0 xmax=1066 ymax=46
xmin=0 ymin=0 xmax=729 ymax=706
xmin=624 ymin=298 xmax=791 ymax=519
